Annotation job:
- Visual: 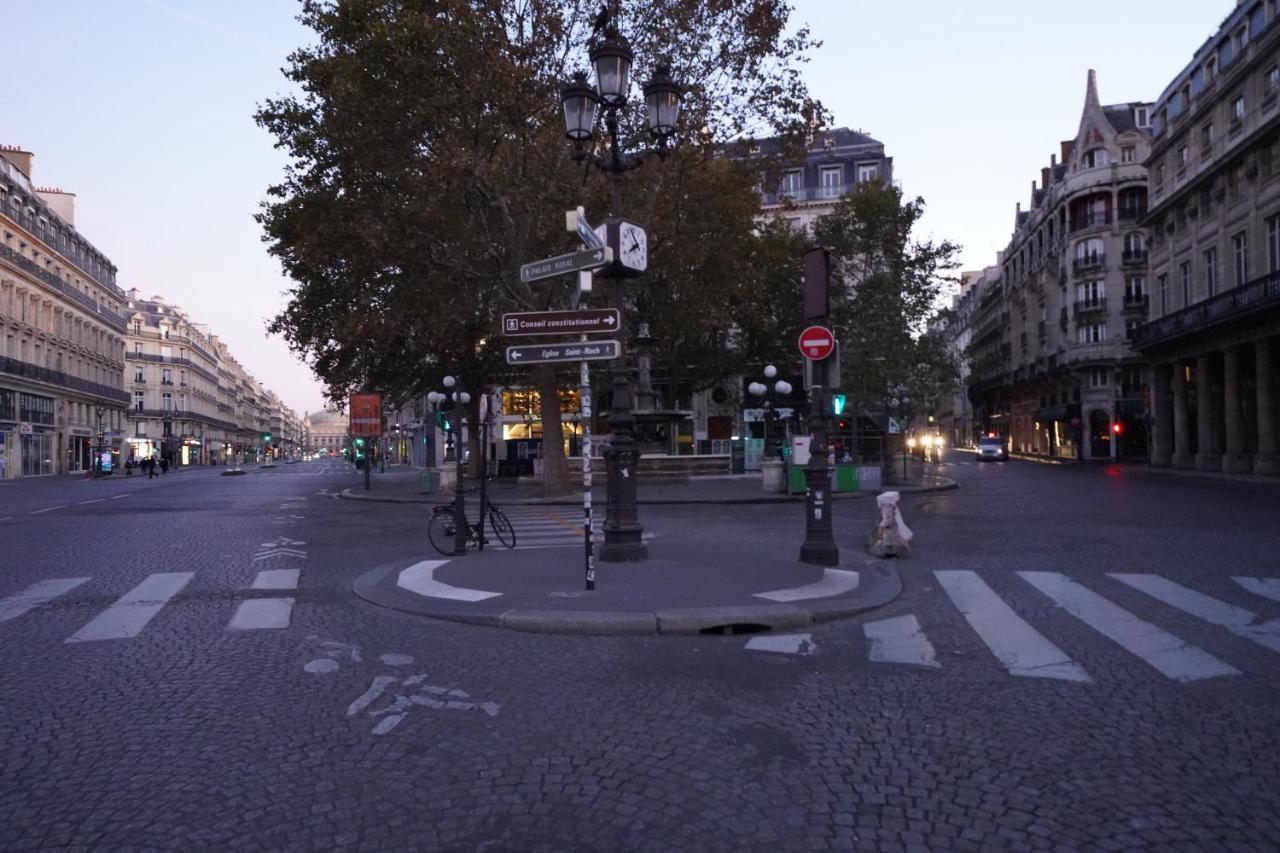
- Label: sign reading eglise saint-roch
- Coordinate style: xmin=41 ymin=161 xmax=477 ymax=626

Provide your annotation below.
xmin=501 ymin=308 xmax=620 ymax=337
xmin=505 ymin=340 xmax=621 ymax=365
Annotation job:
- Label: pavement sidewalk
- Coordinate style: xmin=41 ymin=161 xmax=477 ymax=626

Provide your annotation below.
xmin=337 ymin=465 xmax=957 ymax=506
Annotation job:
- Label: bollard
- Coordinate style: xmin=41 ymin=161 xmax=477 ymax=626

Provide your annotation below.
xmin=867 ymin=491 xmax=913 ymax=558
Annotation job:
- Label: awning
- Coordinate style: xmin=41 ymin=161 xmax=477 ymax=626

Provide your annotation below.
xmin=1034 ymin=403 xmax=1081 ymax=423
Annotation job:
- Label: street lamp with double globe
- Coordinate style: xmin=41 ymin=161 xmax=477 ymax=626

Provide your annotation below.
xmin=559 ymin=3 xmax=682 ymax=563
xmin=430 ymin=378 xmax=471 ymax=555
xmin=747 ymin=365 xmax=794 ymax=461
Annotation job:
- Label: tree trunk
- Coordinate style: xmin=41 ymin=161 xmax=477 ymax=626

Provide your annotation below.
xmin=535 ymin=364 xmax=573 ymax=497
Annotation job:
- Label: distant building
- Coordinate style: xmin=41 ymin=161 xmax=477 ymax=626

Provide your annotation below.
xmin=932 ymin=268 xmax=992 ymax=446
xmin=755 ymin=126 xmax=896 ymax=233
xmin=0 ymin=145 xmax=129 ymax=477
xmin=1135 ymin=0 xmax=1280 ymax=475
xmin=305 ymin=408 xmax=349 ymax=455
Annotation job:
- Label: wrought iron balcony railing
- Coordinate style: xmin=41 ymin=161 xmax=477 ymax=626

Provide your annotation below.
xmin=1132 ymin=270 xmax=1280 ymax=349
xmin=0 ymin=243 xmax=127 ymax=332
xmin=0 ymin=354 xmax=129 ymax=404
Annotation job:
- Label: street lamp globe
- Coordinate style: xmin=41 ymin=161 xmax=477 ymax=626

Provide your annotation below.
xmin=590 ymin=29 xmax=633 ymax=105
xmin=642 ymin=65 xmax=681 ymax=141
xmin=775 ymin=380 xmax=792 ymax=395
xmin=560 ymin=71 xmax=599 ymax=142
xmin=443 ymin=375 xmax=456 ymax=388
xmin=763 ymin=364 xmax=777 ymax=379
xmin=747 ymin=382 xmax=766 ymax=397
xmin=459 ymin=392 xmax=471 ymax=405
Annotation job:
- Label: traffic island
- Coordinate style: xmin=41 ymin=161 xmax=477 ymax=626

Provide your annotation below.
xmin=221 ymin=468 xmax=247 ymax=476
xmin=352 ymin=538 xmax=901 ymax=636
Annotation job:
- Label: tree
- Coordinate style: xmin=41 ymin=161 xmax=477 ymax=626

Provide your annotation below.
xmin=811 ymin=182 xmax=961 ymax=468
xmin=256 ymin=0 xmax=822 ymax=495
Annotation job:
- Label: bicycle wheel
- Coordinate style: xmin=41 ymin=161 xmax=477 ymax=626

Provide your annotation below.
xmin=427 ymin=508 xmax=459 ymax=556
xmin=489 ymin=505 xmax=516 ymax=549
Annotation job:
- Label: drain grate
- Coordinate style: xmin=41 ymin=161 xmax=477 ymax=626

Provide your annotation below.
xmin=698 ymin=622 xmax=773 ymax=636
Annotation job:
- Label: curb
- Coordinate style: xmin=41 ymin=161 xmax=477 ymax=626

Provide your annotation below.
xmin=335 ymin=479 xmax=958 ymax=506
xmin=351 ymin=559 xmax=903 ymax=637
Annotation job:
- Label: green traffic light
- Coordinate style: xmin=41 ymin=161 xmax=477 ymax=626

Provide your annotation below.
xmin=831 ymin=394 xmax=847 ymax=415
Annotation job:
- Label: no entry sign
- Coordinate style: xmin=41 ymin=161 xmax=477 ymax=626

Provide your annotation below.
xmin=798 ymin=325 xmax=836 ymax=361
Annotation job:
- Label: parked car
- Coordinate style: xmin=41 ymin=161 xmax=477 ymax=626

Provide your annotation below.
xmin=976 ymin=435 xmax=1008 ymax=462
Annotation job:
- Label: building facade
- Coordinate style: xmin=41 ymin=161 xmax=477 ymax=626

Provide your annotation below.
xmin=1136 ymin=0 xmax=1280 ymax=475
xmin=305 ymin=408 xmax=350 ymax=456
xmin=0 ymin=146 xmax=129 ymax=478
xmin=971 ymin=72 xmax=1155 ymax=461
xmin=932 ymin=268 xmax=990 ymax=447
xmin=756 ymin=126 xmax=895 ymax=232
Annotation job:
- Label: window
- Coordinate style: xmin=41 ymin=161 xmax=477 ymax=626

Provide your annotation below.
xmin=162 ymin=392 xmax=173 ymax=412
xmin=1178 ymin=145 xmax=1189 ymax=166
xmin=1083 ymin=149 xmax=1110 ymax=168
xmin=1233 ymin=231 xmax=1249 ymax=285
xmin=1269 ymin=215 xmax=1280 ymax=272
xmin=1136 ymin=107 xmax=1150 ymax=127
xmin=134 ymin=391 xmax=145 ymax=413
xmin=819 ymin=166 xmax=842 ymax=199
xmin=161 ymin=368 xmax=172 ymax=385
xmin=1206 ymin=55 xmax=1219 ymax=80
xmin=1125 ymin=276 xmax=1145 ymax=302
xmin=780 ymin=169 xmax=802 ymax=196
xmin=1233 ymin=96 xmax=1246 ymax=122
xmin=856 ymin=163 xmax=879 ymax=183
xmin=1156 ymin=162 xmax=1166 ymax=185
xmin=1075 ymin=237 xmax=1104 ymax=262
xmin=1121 ymin=146 xmax=1136 ymax=163
xmin=1269 ymin=66 xmax=1280 ymax=92
xmin=133 ymin=367 xmax=144 ymax=383
xmin=1204 ymin=248 xmax=1218 ymax=297
xmin=1124 ymin=232 xmax=1145 ymax=255
xmin=1088 ymin=368 xmax=1110 ymax=388
xmin=1078 ymin=324 xmax=1106 ymax=344
xmin=1158 ymin=273 xmax=1169 ymax=313
xmin=133 ymin=341 xmax=142 ymax=355
xmin=1180 ymin=261 xmax=1192 ymax=305
xmin=1236 ymin=24 xmax=1249 ymax=52
xmin=1077 ymin=280 xmax=1105 ymax=306
xmin=1202 ymin=123 xmax=1215 ymax=149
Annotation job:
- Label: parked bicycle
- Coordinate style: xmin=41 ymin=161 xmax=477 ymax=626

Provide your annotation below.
xmin=427 ymin=490 xmax=516 ymax=555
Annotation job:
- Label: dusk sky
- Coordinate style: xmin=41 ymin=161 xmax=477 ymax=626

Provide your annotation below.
xmin=3 ymin=1 xmax=1222 ymax=415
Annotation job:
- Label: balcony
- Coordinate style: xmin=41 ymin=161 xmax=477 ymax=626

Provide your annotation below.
xmin=1117 ymin=206 xmax=1148 ymax=223
xmin=0 ymin=243 xmax=127 ymax=332
xmin=1073 ymin=298 xmax=1107 ymax=318
xmin=0 ymin=354 xmax=129 ymax=404
xmin=1072 ymin=253 xmax=1106 ymax=276
xmin=1069 ymin=212 xmax=1111 ymax=232
xmin=1065 ymin=342 xmax=1108 ymax=364
xmin=1121 ymin=249 xmax=1148 ymax=267
xmin=760 ymin=183 xmax=855 ymax=206
xmin=1132 ymin=269 xmax=1280 ymax=350
xmin=1123 ymin=295 xmax=1150 ymax=313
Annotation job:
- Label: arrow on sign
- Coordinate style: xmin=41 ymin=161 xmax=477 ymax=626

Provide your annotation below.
xmin=506 ymin=340 xmax=621 ymax=365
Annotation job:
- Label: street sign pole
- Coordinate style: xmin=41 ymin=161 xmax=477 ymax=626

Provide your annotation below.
xmin=581 ymin=347 xmax=595 ymax=591
xmin=799 ymin=247 xmax=839 ymax=567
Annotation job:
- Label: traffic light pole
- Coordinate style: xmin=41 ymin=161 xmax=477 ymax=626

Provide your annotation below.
xmin=364 ymin=438 xmax=371 ymax=491
xmin=799 ymin=247 xmax=839 ymax=566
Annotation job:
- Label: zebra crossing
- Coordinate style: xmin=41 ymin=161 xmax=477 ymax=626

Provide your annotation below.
xmin=0 ymin=570 xmax=303 ymax=644
xmin=755 ymin=570 xmax=1280 ymax=685
xmin=482 ymin=504 xmax=602 ymax=550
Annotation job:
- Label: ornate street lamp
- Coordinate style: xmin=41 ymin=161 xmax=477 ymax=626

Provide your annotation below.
xmin=748 ymin=365 xmax=794 ymax=461
xmin=559 ymin=3 xmax=683 ymax=562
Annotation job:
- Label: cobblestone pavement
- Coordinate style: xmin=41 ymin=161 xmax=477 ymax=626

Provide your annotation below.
xmin=1 ymin=456 xmax=1278 ymax=851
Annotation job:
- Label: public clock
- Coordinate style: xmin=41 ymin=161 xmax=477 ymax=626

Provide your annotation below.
xmin=593 ymin=218 xmax=648 ymax=278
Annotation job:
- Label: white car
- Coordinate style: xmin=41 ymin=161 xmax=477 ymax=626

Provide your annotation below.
xmin=976 ymin=436 xmax=1008 ymax=461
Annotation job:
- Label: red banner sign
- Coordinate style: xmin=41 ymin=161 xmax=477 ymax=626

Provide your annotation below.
xmin=349 ymin=394 xmax=383 ymax=436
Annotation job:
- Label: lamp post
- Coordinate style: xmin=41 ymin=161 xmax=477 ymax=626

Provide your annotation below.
xmin=748 ymin=365 xmax=794 ymax=461
xmin=93 ymin=406 xmax=105 ymax=478
xmin=431 ymin=378 xmax=471 ymax=556
xmin=560 ymin=2 xmax=682 ymax=563
xmin=889 ymin=384 xmax=911 ymax=483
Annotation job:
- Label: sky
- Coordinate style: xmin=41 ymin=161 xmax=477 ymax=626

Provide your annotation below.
xmin=2 ymin=1 xmax=1226 ymax=414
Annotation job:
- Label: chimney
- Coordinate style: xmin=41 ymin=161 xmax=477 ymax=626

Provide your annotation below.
xmin=127 ymin=287 xmax=140 ymax=301
xmin=0 ymin=145 xmax=34 ymax=179
xmin=1041 ymin=167 xmax=1051 ymax=189
xmin=35 ymin=187 xmax=76 ymax=226
xmin=1060 ymin=140 xmax=1074 ymax=162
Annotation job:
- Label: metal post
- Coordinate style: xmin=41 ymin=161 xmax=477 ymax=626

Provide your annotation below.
xmin=902 ymin=435 xmax=908 ymax=482
xmin=453 ymin=389 xmax=468 ymax=556
xmin=600 ymin=280 xmax=646 ymax=561
xmin=800 ymin=378 xmax=839 ymax=566
xmin=478 ymin=410 xmax=488 ymax=553
xmin=364 ymin=438 xmax=371 ymax=491
xmin=581 ymin=353 xmax=595 ymax=590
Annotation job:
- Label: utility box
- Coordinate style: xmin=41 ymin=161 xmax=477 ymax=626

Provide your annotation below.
xmin=419 ymin=469 xmax=440 ymax=494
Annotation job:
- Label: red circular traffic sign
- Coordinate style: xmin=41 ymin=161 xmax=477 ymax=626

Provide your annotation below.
xmin=798 ymin=325 xmax=836 ymax=360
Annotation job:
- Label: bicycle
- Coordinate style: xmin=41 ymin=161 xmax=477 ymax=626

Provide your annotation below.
xmin=427 ymin=490 xmax=516 ymax=555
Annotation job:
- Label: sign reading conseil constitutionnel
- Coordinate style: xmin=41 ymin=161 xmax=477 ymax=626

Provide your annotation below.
xmin=501 ymin=308 xmax=620 ymax=337
xmin=506 ymin=340 xmax=621 ymax=365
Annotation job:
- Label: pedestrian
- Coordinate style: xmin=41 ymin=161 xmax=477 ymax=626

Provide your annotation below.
xmin=160 ymin=456 xmax=169 ymax=475
xmin=148 ymin=457 xmax=158 ymax=479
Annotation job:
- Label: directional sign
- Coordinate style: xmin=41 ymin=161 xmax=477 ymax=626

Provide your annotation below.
xmin=798 ymin=325 xmax=836 ymax=361
xmin=519 ymin=247 xmax=612 ymax=284
xmin=502 ymin=308 xmax=620 ymax=337
xmin=506 ymin=340 xmax=621 ymax=365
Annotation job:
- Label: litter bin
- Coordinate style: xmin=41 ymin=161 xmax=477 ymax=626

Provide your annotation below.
xmin=419 ymin=469 xmax=440 ymax=494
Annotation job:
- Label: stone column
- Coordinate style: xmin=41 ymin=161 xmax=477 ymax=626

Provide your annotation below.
xmin=1150 ymin=363 xmax=1173 ymax=466
xmin=1171 ymin=361 xmax=1194 ymax=468
xmin=1195 ymin=353 xmax=1221 ymax=471
xmin=1222 ymin=347 xmax=1250 ymax=472
xmin=1256 ymin=338 xmax=1278 ymax=475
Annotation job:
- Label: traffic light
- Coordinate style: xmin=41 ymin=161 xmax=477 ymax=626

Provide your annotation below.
xmin=831 ymin=394 xmax=847 ymax=416
xmin=352 ymin=436 xmax=366 ymax=459
xmin=1112 ymin=422 xmax=1122 ymax=435
xmin=837 ymin=418 xmax=850 ymax=432
xmin=263 ymin=432 xmax=271 ymax=442
xmin=436 ymin=411 xmax=451 ymax=431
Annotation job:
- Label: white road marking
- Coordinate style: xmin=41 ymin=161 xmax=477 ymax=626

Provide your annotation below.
xmin=76 ymin=498 xmax=106 ymax=505
xmin=1019 ymin=571 xmax=1240 ymax=682
xmin=252 ymin=569 xmax=300 ymax=590
xmin=304 ymin=658 xmax=339 ymax=675
xmin=379 ymin=653 xmax=414 ymax=666
xmin=0 ymin=517 xmax=13 ymax=523
xmin=228 ymin=598 xmax=295 ymax=630
xmin=111 ymin=493 xmax=133 ymax=499
xmin=1234 ymin=577 xmax=1280 ymax=604
xmin=934 ymin=570 xmax=1089 ymax=682
xmin=29 ymin=505 xmax=66 ymax=515
xmin=398 ymin=560 xmax=502 ymax=602
xmin=347 ymin=675 xmax=396 ymax=716
xmin=863 ymin=614 xmax=940 ymax=668
xmin=66 ymin=572 xmax=195 ymax=642
xmin=754 ymin=569 xmax=859 ymax=603
xmin=253 ymin=548 xmax=306 ymax=561
xmin=1110 ymin=573 xmax=1280 ymax=654
xmin=0 ymin=577 xmax=91 ymax=624
xmin=745 ymin=633 xmax=816 ymax=655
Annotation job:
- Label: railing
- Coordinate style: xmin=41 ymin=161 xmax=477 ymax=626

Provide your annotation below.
xmin=1065 ymin=343 xmax=1108 ymax=364
xmin=760 ymin=182 xmax=855 ymax=205
xmin=1132 ymin=269 xmax=1280 ymax=349
xmin=0 ymin=243 xmax=127 ymax=332
xmin=124 ymin=351 xmax=218 ymax=383
xmin=1123 ymin=295 xmax=1150 ymax=312
xmin=0 ymin=354 xmax=129 ymax=403
xmin=1069 ymin=212 xmax=1111 ymax=231
xmin=0 ymin=168 xmax=120 ymax=291
xmin=1121 ymin=249 xmax=1148 ymax=266
xmin=1117 ymin=206 xmax=1147 ymax=222
xmin=1073 ymin=254 xmax=1106 ymax=275
xmin=1073 ymin=298 xmax=1107 ymax=317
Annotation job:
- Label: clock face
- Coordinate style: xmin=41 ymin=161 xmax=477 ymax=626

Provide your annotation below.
xmin=619 ymin=222 xmax=647 ymax=272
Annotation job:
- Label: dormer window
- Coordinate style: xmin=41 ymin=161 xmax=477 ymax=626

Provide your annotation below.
xmin=1082 ymin=148 xmax=1110 ymax=168
xmin=823 ymin=136 xmax=835 ymax=149
xmin=749 ymin=145 xmax=761 ymax=155
xmin=1135 ymin=106 xmax=1150 ymax=127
